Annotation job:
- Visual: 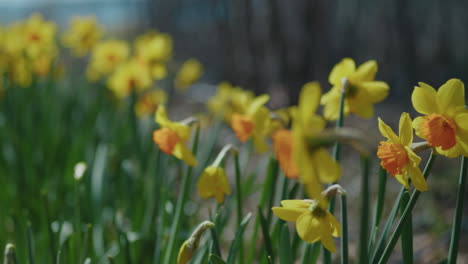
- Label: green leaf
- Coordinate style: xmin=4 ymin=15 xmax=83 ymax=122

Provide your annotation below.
xmin=279 ymin=223 xmax=292 ymax=264
xmin=400 ymin=191 xmax=413 ymax=264
xmin=257 ymin=207 xmax=274 ymax=261
xmin=209 ymin=254 xmax=227 ymax=264
xmin=227 ymin=212 xmax=252 ymax=264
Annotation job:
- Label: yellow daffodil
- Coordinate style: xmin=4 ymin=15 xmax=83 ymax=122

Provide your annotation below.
xmin=62 ymin=16 xmax=102 ymax=57
xmin=135 ymin=32 xmax=173 ymax=63
xmin=107 ymin=60 xmax=152 ymax=99
xmin=272 ymin=129 xmax=299 ymax=179
xmin=272 ymin=198 xmax=341 ymax=252
xmin=134 ymin=89 xmax=167 ymax=117
xmin=207 ymin=82 xmax=255 ymax=121
xmin=321 ymin=58 xmax=389 ymax=120
xmin=152 ymin=105 xmax=197 ymax=166
xmin=86 ymin=40 xmax=129 ymax=81
xmin=412 ymin=79 xmax=468 ymax=158
xmin=197 ymin=166 xmax=231 ymax=204
xmin=21 ymin=13 xmax=57 ymax=59
xmin=293 ymin=82 xmax=341 ymax=199
xmin=230 ymin=94 xmax=271 ymax=152
xmin=175 ymin=59 xmax=203 ymax=91
xmin=377 ymin=113 xmax=427 ymax=191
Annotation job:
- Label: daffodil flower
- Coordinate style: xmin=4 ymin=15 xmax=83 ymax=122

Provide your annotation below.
xmin=86 ymin=40 xmax=129 ymax=81
xmin=152 ymin=105 xmax=198 ymax=166
xmin=62 ymin=16 xmax=102 ymax=57
xmin=175 ymin=58 xmax=203 ymax=91
xmin=292 ymin=82 xmax=341 ymax=199
xmin=107 ymin=59 xmax=152 ymax=99
xmin=207 ymin=82 xmax=255 ymax=121
xmin=321 ymin=58 xmax=389 ymax=120
xmin=412 ymin=79 xmax=468 ymax=158
xmin=230 ymin=94 xmax=271 ymax=152
xmin=377 ymin=113 xmax=427 ymax=191
xmin=272 ymin=199 xmax=341 ymax=252
xmin=134 ymin=89 xmax=167 ymax=117
xmin=197 ymin=166 xmax=231 ymax=204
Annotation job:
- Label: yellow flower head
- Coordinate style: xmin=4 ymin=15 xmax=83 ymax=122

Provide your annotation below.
xmin=86 ymin=40 xmax=129 ymax=81
xmin=412 ymin=79 xmax=468 ymax=158
xmin=21 ymin=13 xmax=57 ymax=59
xmin=62 ymin=16 xmax=102 ymax=57
xmin=377 ymin=113 xmax=427 ymax=191
xmin=152 ymin=105 xmax=197 ymax=166
xmin=230 ymin=94 xmax=271 ymax=153
xmin=272 ymin=129 xmax=299 ymax=179
xmin=293 ymin=82 xmax=341 ymax=199
xmin=321 ymin=58 xmax=389 ymax=120
xmin=175 ymin=58 xmax=204 ymax=91
xmin=107 ymin=59 xmax=152 ymax=99
xmin=134 ymin=32 xmax=173 ymax=63
xmin=207 ymin=82 xmax=255 ymax=121
xmin=134 ymin=89 xmax=167 ymax=117
xmin=272 ymin=199 xmax=341 ymax=252
xmin=197 ymin=166 xmax=231 ymax=204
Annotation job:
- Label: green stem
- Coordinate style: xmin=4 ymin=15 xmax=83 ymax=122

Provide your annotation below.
xmin=234 ymin=152 xmax=244 ymax=262
xmin=369 ymin=167 xmax=387 ymax=250
xmin=447 ymin=156 xmax=467 ymax=264
xmin=162 ymin=126 xmax=200 ymax=264
xmin=400 ymin=191 xmax=413 ymax=264
xmin=340 ymin=194 xmax=348 ymax=264
xmin=357 ymin=155 xmax=370 ymax=264
xmin=376 ymin=152 xmax=437 ymax=264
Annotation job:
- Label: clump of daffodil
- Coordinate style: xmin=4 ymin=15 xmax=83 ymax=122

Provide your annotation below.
xmin=292 ymin=82 xmax=341 ymax=198
xmin=152 ymin=105 xmax=198 ymax=166
xmin=134 ymin=89 xmax=167 ymax=117
xmin=321 ymin=58 xmax=389 ymax=120
xmin=175 ymin=58 xmax=204 ymax=91
xmin=230 ymin=94 xmax=271 ymax=152
xmin=86 ymin=40 xmax=129 ymax=81
xmin=272 ymin=197 xmax=341 ymax=252
xmin=177 ymin=221 xmax=215 ymax=264
xmin=107 ymin=59 xmax=152 ymax=99
xmin=412 ymin=79 xmax=468 ymax=158
xmin=377 ymin=113 xmax=428 ymax=191
xmin=207 ymin=82 xmax=255 ymax=121
xmin=62 ymin=16 xmax=102 ymax=57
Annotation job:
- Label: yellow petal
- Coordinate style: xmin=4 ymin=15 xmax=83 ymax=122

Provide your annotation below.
xmin=412 ymin=82 xmax=438 ymax=115
xmin=394 ymin=173 xmax=409 ymax=189
xmin=360 ymin=81 xmax=389 ymax=103
xmin=296 ymin=212 xmax=321 ymax=243
xmin=173 ymin=143 xmax=197 ymax=166
xmin=247 ymin=94 xmax=270 ymax=115
xmin=399 ymin=113 xmax=413 ymax=146
xmin=329 ymin=58 xmax=355 ymax=85
xmin=412 ymin=116 xmax=425 ymax=139
xmin=320 ymin=231 xmax=336 ymax=253
xmin=280 ymin=200 xmax=311 ymax=209
xmin=321 ymin=90 xmax=346 ymax=121
xmin=272 ymin=207 xmax=306 ymax=222
xmin=197 ymin=170 xmax=214 ymax=198
xmin=304 ymin=183 xmax=323 ymax=200
xmin=350 ymin=60 xmax=377 ymax=83
xmin=405 ymin=147 xmax=421 ymax=167
xmin=155 ymin=105 xmax=169 ymax=125
xmin=437 ymin=79 xmax=465 ymax=114
xmin=312 ymin=149 xmax=341 ymax=183
xmin=299 ymin=82 xmax=322 ymax=116
xmin=455 ymin=113 xmax=468 ymax=131
xmin=378 ymin=118 xmax=400 ymax=143
xmin=326 ymin=212 xmax=342 ymax=237
xmin=351 ymin=99 xmax=374 ymax=119
xmin=436 ymin=144 xmax=463 ymax=158
xmin=408 ymin=166 xmax=428 ymax=192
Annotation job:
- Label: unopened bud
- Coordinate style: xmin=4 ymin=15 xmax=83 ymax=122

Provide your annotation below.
xmin=177 ymin=221 xmax=215 ymax=264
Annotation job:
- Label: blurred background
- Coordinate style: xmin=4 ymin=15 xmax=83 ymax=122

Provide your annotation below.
xmin=2 ymin=0 xmax=468 ymax=107
xmin=1 ymin=0 xmax=468 ymax=263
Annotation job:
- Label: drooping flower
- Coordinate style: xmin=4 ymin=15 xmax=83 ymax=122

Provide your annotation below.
xmin=272 ymin=198 xmax=341 ymax=252
xmin=377 ymin=113 xmax=428 ymax=191
xmin=174 ymin=59 xmax=203 ymax=91
xmin=292 ymin=82 xmax=341 ymax=199
xmin=153 ymin=105 xmax=197 ymax=166
xmin=177 ymin=221 xmax=214 ymax=264
xmin=197 ymin=166 xmax=231 ymax=204
xmin=230 ymin=94 xmax=271 ymax=152
xmin=272 ymin=129 xmax=299 ymax=179
xmin=62 ymin=16 xmax=102 ymax=57
xmin=321 ymin=58 xmax=389 ymax=120
xmin=412 ymin=79 xmax=468 ymax=158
